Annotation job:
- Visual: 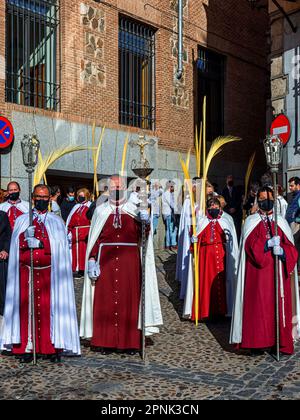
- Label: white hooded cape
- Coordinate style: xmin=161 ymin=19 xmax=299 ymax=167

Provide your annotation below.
xmin=0 ymin=212 xmax=81 ymax=354
xmin=80 ymin=200 xmax=163 ymax=339
xmin=230 ymin=213 xmax=300 ymax=344
xmin=183 ymin=211 xmax=239 ymax=318
xmin=65 ymin=201 xmax=92 ymax=229
xmin=176 ymin=197 xmax=194 ymax=300
xmin=0 ymin=200 xmax=30 ymax=215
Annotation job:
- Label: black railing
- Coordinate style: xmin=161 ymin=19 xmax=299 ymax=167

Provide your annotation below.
xmin=5 ymin=0 xmax=60 ymax=111
xmin=119 ymin=16 xmax=156 ymax=131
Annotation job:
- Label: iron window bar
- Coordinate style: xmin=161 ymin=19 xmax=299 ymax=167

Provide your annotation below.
xmin=119 ymin=16 xmax=156 ymax=131
xmin=5 ymin=0 xmax=60 ymax=111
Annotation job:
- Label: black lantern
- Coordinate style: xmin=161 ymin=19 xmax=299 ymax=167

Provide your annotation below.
xmin=263 ymin=134 xmax=283 ymax=173
xmin=21 ymin=134 xmax=40 ymax=173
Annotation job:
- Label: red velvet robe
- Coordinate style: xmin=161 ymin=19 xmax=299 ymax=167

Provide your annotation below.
xmin=68 ymin=205 xmax=91 ymax=272
xmin=13 ymin=216 xmax=56 ymax=355
xmin=90 ymin=212 xmax=142 ymax=350
xmin=192 ymin=219 xmax=227 ymax=321
xmin=7 ymin=205 xmax=24 ymax=230
xmin=241 ymin=221 xmax=298 ymax=354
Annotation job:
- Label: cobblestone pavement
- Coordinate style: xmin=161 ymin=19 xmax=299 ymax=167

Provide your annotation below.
xmin=0 ymin=250 xmax=300 ymax=400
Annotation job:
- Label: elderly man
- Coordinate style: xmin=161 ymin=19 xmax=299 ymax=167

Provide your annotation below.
xmin=0 ymin=181 xmax=29 ymax=230
xmin=0 ymin=184 xmax=80 ymax=363
xmin=80 ymin=175 xmax=162 ymax=354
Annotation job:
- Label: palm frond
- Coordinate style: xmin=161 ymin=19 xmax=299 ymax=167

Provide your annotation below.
xmin=203 ymin=136 xmax=241 ymax=180
xmin=37 ymin=150 xmax=48 ymax=185
xmin=94 ymin=126 xmax=106 ymax=196
xmin=245 ymin=152 xmax=256 ymax=199
xmin=201 ymin=135 xmax=241 ymax=212
xmin=34 ymin=145 xmax=89 ymax=186
xmin=178 ymin=154 xmax=200 ymax=326
xmin=121 ymin=133 xmax=130 ymax=175
xmin=185 ymin=148 xmax=191 ymax=172
xmin=202 ymin=96 xmax=207 ymax=177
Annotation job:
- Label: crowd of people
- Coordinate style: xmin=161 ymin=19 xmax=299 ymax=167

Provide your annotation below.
xmin=0 ymin=172 xmax=299 ymax=363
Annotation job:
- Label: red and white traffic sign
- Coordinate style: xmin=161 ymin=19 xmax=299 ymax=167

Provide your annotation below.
xmin=270 ymin=114 xmax=291 ymax=145
xmin=0 ymin=116 xmax=14 ymax=150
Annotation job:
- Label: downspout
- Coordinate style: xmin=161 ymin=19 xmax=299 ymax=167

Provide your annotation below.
xmin=176 ymin=0 xmax=183 ymax=80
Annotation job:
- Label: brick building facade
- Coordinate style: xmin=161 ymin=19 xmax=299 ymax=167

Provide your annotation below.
xmin=0 ymin=0 xmax=269 ymax=192
xmin=269 ymin=0 xmax=300 ymax=184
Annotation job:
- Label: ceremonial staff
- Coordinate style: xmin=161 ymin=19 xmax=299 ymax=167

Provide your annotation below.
xmin=263 ymin=134 xmax=284 ymax=363
xmin=130 ymin=135 xmax=155 ymax=361
xmin=21 ymin=134 xmax=40 ymax=365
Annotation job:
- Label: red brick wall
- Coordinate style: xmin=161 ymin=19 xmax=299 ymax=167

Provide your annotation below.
xmin=0 ymin=0 xmax=269 ymax=166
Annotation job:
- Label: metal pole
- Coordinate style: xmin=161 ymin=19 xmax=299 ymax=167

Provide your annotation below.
xmin=28 ymin=168 xmax=37 ymax=365
xmin=273 ymin=171 xmax=280 ymax=362
xmin=176 ymin=0 xmax=183 ymax=80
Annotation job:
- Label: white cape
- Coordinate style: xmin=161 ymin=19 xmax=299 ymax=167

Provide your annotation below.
xmin=183 ymin=212 xmax=239 ymax=318
xmin=0 ymin=212 xmax=81 ymax=354
xmin=80 ymin=200 xmax=163 ymax=339
xmin=176 ymin=197 xmax=194 ymax=300
xmin=66 ymin=201 xmax=92 ymax=229
xmin=230 ymin=212 xmax=300 ymax=344
xmin=0 ymin=200 xmax=30 ymax=215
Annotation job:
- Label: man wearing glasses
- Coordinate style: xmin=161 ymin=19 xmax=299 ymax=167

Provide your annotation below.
xmin=0 ymin=184 xmax=80 ymax=363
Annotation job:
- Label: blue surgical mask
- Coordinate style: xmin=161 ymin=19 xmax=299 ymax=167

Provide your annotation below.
xmin=68 ymin=196 xmax=75 ymax=202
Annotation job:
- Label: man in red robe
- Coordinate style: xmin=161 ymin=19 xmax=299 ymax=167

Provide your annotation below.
xmin=231 ymin=186 xmax=300 ymax=355
xmin=66 ymin=188 xmax=91 ymax=277
xmin=1 ymin=185 xmax=80 ymax=363
xmin=80 ymin=175 xmax=163 ymax=355
xmin=184 ymin=197 xmax=238 ymax=321
xmin=0 ymin=181 xmax=29 ymax=230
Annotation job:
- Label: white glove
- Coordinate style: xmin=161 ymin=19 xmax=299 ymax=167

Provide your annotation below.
xmin=273 ymin=245 xmax=284 ymax=256
xmin=25 ymin=226 xmax=36 ymax=239
xmin=139 ymin=210 xmax=150 ymax=223
xmin=25 ymin=237 xmax=42 ymax=249
xmin=191 ymin=235 xmax=198 ymax=244
xmin=268 ymin=236 xmax=280 ymax=248
xmin=88 ymin=259 xmax=100 ymax=280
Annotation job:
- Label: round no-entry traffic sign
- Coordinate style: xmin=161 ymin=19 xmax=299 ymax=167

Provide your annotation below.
xmin=270 ymin=114 xmax=291 ymax=145
xmin=0 ymin=116 xmax=14 ymax=150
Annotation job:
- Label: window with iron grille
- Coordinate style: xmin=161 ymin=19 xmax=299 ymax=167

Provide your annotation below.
xmin=195 ymin=48 xmax=225 ymax=143
xmin=119 ymin=16 xmax=156 ymax=130
xmin=5 ymin=0 xmax=60 ymax=110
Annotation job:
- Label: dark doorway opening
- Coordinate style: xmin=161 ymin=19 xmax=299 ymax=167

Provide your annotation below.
xmin=194 ymin=47 xmax=225 ymax=144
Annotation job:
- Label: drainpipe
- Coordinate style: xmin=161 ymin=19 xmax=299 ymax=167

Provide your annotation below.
xmin=176 ymin=0 xmax=183 ymax=80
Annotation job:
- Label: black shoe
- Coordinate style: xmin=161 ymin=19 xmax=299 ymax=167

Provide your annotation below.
xmin=249 ymin=349 xmax=265 ymax=357
xmin=125 ymin=349 xmax=137 ymax=356
xmin=101 ymin=348 xmax=113 ymax=355
xmin=1 ymin=350 xmax=13 ymax=357
xmin=48 ymin=354 xmax=62 ymax=363
xmin=19 ymin=354 xmax=33 ymax=364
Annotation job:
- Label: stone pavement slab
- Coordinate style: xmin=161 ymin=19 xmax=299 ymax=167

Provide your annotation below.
xmin=0 ymin=250 xmax=299 ymax=400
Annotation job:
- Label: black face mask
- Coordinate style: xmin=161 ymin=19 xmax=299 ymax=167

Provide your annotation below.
xmin=78 ymin=196 xmax=86 ymax=204
xmin=258 ymin=200 xmax=274 ymax=212
xmin=9 ymin=192 xmax=20 ymax=201
xmin=208 ymin=208 xmax=220 ymax=219
xmin=110 ymin=189 xmax=125 ymax=202
xmin=34 ymin=200 xmax=49 ymax=212
xmin=228 ymin=181 xmax=234 ymax=187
